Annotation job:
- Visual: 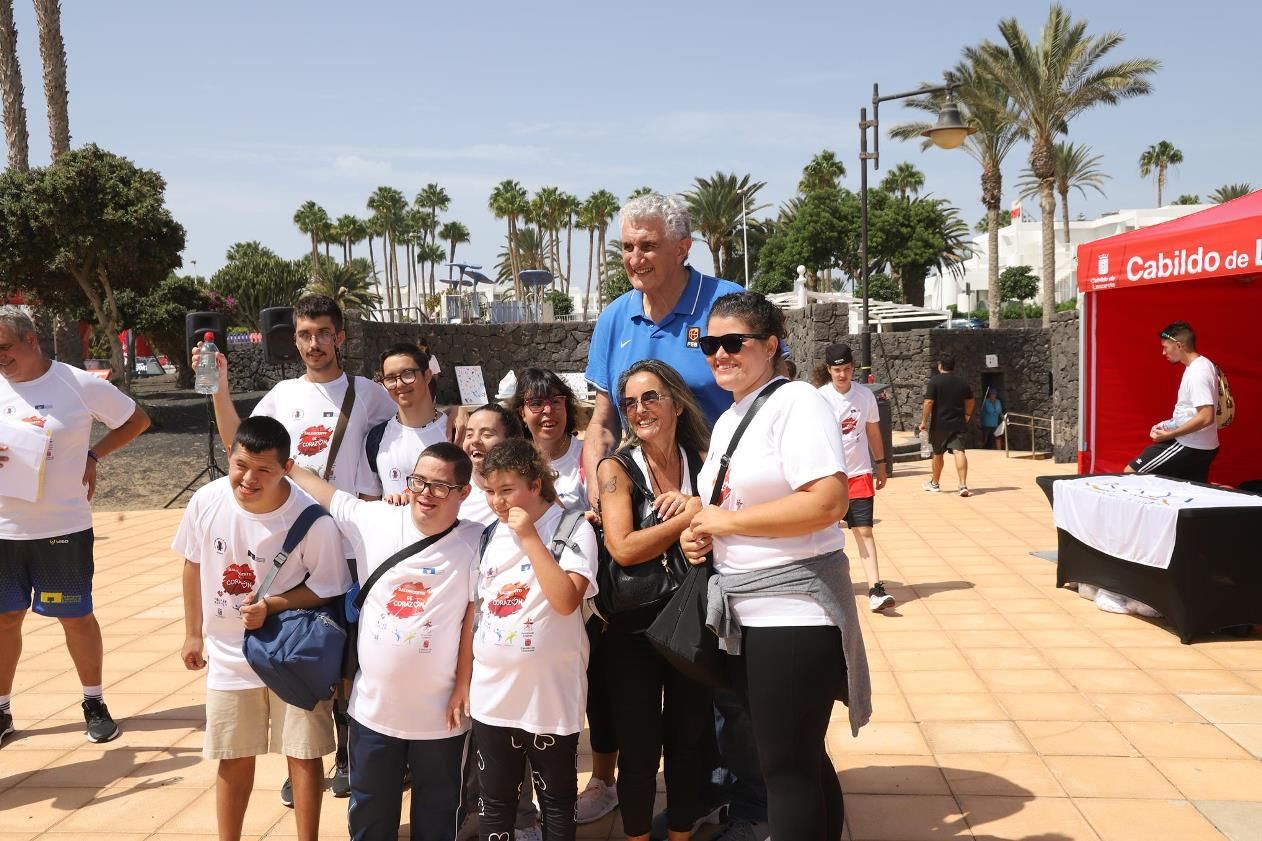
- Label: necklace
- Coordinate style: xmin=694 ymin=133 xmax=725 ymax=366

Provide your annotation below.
xmin=643 ymin=445 xmax=682 ymax=495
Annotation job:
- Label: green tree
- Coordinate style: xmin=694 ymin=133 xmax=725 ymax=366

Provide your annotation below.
xmin=1209 ymin=183 xmax=1253 ymax=203
xmin=866 ymin=272 xmax=901 ymax=302
xmin=1017 ymin=142 xmax=1110 ymax=243
xmin=976 ymin=213 xmax=1012 ymax=234
xmin=560 ymin=191 xmax=580 ymax=295
xmin=1172 ymin=194 xmax=1201 ymax=205
xmin=367 ymin=186 xmax=407 ymax=311
xmin=1138 ymin=140 xmax=1183 ymax=207
xmin=0 ymin=0 xmax=30 ymax=171
xmin=582 ymin=189 xmax=619 ymax=317
xmin=877 ymin=195 xmax=971 ymax=306
xmin=998 ymin=265 xmax=1039 ymax=301
xmin=627 ymin=186 xmax=654 ymax=199
xmin=543 ymin=288 xmax=573 ymax=318
xmin=757 ymin=188 xmax=853 ymax=292
xmin=114 ymin=273 xmax=211 ymax=388
xmin=798 ymin=150 xmax=846 ymax=194
xmin=211 ymin=242 xmax=308 ymax=331
xmin=293 ymin=200 xmax=330 ymax=275
xmin=438 ymin=220 xmax=470 ymax=281
xmin=0 ymin=144 xmax=186 ymax=386
xmin=879 ymin=162 xmax=925 ymax=199
xmin=973 ymin=3 xmax=1159 ymax=325
xmin=601 ymin=241 xmax=632 ymax=303
xmin=415 ymin=183 xmax=450 ymax=295
xmin=686 ymin=172 xmax=767 ymax=281
xmin=489 ymin=179 xmax=529 ymax=299
xmin=308 ymin=258 xmax=381 ymax=315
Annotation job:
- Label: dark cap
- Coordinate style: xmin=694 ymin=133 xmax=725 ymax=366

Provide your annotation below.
xmin=824 ymin=343 xmax=854 ymax=365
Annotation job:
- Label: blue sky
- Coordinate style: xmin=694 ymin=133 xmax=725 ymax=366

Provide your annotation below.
xmin=4 ymin=0 xmax=1257 ymax=280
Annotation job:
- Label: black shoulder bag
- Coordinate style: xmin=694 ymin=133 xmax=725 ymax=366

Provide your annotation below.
xmin=646 ymin=378 xmax=789 ymax=688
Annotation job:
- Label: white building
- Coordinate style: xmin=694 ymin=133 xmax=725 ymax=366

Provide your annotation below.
xmin=927 ymin=204 xmax=1211 ymax=312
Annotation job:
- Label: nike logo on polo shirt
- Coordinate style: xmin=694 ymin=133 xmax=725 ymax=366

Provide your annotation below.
xmin=620 ymin=339 xmax=632 ymax=348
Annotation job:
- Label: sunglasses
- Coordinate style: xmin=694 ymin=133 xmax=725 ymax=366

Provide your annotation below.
xmin=699 ymin=333 xmax=770 ymax=356
xmin=523 ymin=395 xmax=566 ymax=414
xmin=621 ymin=389 xmax=669 ymax=414
xmin=379 ymin=368 xmax=421 ymax=389
xmin=405 ymin=475 xmax=466 ymax=498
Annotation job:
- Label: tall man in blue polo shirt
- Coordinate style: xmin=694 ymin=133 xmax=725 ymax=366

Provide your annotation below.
xmin=582 ymin=193 xmax=765 ymax=841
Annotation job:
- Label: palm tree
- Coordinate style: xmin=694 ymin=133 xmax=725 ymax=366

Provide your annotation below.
xmin=1172 ymin=194 xmax=1201 ymax=205
xmin=799 ymin=150 xmax=846 ymax=194
xmin=308 ymin=259 xmax=381 ymax=315
xmin=560 ymin=192 xmax=580 ymax=295
xmin=343 ymin=215 xmax=368 ymax=263
xmin=584 ymin=189 xmax=620 ymax=313
xmin=495 ymin=227 xmax=547 ymax=286
xmin=627 ymin=186 xmax=654 ymax=200
xmin=364 ymin=214 xmax=382 ymax=300
xmin=368 ymin=186 xmax=408 ymax=312
xmin=891 ymin=58 xmax=1025 ymax=327
xmin=973 ymin=3 xmax=1159 ymax=325
xmin=1138 ymin=141 xmax=1183 ymax=207
xmin=879 ymin=162 xmax=925 ymax=200
xmin=685 ymin=173 xmax=767 ymax=278
xmin=32 ymin=0 xmax=68 ymax=160
xmin=415 ymin=184 xmax=449 ymax=294
xmin=530 ymin=186 xmax=564 ymax=280
xmin=1017 ymin=142 xmax=1110 ymax=243
xmin=489 ymin=180 xmax=529 ymax=299
xmin=0 ymin=0 xmax=30 ymax=171
xmin=1208 ymin=183 xmax=1254 ymax=204
xmin=416 ymin=242 xmax=446 ymax=303
xmin=293 ymin=201 xmax=331 ymax=275
xmin=439 ymin=220 xmax=470 ymax=280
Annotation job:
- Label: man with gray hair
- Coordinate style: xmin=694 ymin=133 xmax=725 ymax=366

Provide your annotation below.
xmin=0 ymin=306 xmax=150 ymax=746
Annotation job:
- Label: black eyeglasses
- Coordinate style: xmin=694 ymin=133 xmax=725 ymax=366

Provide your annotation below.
xmin=379 ymin=368 xmax=421 ymax=389
xmin=405 ymin=475 xmax=466 ymax=498
xmin=523 ymin=395 xmax=566 ymax=414
xmin=621 ymin=389 xmax=669 ymax=414
xmin=698 ymin=333 xmax=770 ymax=356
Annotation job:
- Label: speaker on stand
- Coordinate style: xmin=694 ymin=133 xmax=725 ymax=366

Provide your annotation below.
xmin=166 ymin=311 xmax=231 ymax=508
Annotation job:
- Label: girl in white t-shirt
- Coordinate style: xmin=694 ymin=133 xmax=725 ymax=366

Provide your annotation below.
xmin=510 ymin=368 xmax=588 ymax=512
xmin=472 ymin=438 xmax=598 ymax=841
xmin=458 ymin=403 xmax=525 ymax=527
xmin=682 ymin=292 xmax=871 ymax=841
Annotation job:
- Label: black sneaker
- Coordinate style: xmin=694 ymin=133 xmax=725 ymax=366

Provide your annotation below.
xmin=82 ymin=699 xmax=120 ymax=743
xmin=0 ymin=710 xmax=13 ymax=746
xmin=280 ymin=777 xmax=294 ymax=808
xmin=868 ymin=582 xmax=896 ymax=612
xmin=331 ymin=760 xmax=350 ymax=797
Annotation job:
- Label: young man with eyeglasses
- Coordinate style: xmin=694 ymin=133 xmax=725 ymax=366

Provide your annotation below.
xmin=196 ymin=294 xmax=397 ymax=800
xmin=1125 ymin=321 xmax=1220 ymax=482
xmin=361 ymin=343 xmax=450 ymax=501
xmin=291 ymin=442 xmax=481 ymax=841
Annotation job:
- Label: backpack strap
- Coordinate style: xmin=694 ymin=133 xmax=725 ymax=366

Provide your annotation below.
xmin=322 ymin=376 xmax=357 ymax=481
xmin=365 ymin=419 xmax=389 ymax=475
xmin=684 ymin=447 xmax=703 ymax=494
xmin=256 ymin=504 xmax=329 ymax=599
xmin=550 ymin=509 xmax=586 ymax=562
xmin=477 ymin=520 xmax=499 ymax=562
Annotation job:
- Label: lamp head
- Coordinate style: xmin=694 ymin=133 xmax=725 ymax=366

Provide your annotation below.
xmin=922 ymin=92 xmax=976 ymax=150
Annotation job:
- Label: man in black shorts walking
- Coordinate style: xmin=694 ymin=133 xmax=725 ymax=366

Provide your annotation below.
xmin=917 ymin=354 xmax=974 ymax=497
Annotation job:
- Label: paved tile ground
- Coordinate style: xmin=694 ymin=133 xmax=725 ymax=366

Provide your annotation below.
xmin=2 ymin=451 xmax=1261 ymax=840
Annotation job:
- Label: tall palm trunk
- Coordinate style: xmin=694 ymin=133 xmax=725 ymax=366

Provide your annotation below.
xmin=32 ymin=0 xmax=68 ymax=160
xmin=1031 ymin=139 xmax=1058 ymax=327
xmin=596 ymin=228 xmax=608 ymax=312
xmin=1157 ymin=165 xmax=1166 ymax=207
xmin=508 ymin=217 xmax=523 ymax=300
xmin=565 ymin=220 xmax=574 ymax=294
xmin=308 ymin=233 xmax=319 ymax=275
xmin=1059 ymin=186 xmax=1071 ymax=244
xmin=0 ymin=0 xmax=30 ymax=171
xmin=987 ymin=206 xmax=1001 ymax=325
xmin=582 ymin=228 xmax=595 ymax=320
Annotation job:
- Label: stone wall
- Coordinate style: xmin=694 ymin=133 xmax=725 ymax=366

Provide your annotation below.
xmin=1050 ymin=310 xmax=1080 ymax=463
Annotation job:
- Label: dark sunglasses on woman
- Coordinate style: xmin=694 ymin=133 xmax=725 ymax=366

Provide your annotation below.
xmin=698 ymin=333 xmax=770 ymax=356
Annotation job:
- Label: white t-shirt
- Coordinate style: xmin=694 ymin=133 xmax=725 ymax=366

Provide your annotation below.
xmin=360 ymin=413 xmax=451 ymax=497
xmin=251 ymin=374 xmax=396 ymax=495
xmin=471 ymin=505 xmax=598 ymax=735
xmin=171 ymin=478 xmax=350 ymax=691
xmin=628 ymin=445 xmax=695 ymax=495
xmin=1172 ymin=356 xmax=1219 ymax=451
xmin=817 ymin=383 xmax=879 ymax=478
xmin=330 ymin=491 xmax=481 ymax=739
xmin=429 ymin=354 xmax=442 ymax=377
xmin=459 ymin=482 xmax=498 ymax=526
xmin=0 ymin=361 xmax=136 ymax=539
xmin=698 ymin=379 xmax=846 ymax=627
xmin=550 ymin=436 xmax=589 ymax=512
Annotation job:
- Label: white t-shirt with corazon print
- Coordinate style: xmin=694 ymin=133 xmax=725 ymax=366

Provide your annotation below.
xmin=817 ymin=382 xmax=879 ymax=478
xmin=330 ymin=491 xmax=481 ymax=739
xmin=0 ymin=361 xmax=136 ymax=539
xmin=549 ymin=436 xmax=589 ymax=512
xmin=471 ymin=504 xmax=598 ymax=736
xmin=698 ymin=379 xmax=847 ymax=628
xmin=359 ymin=413 xmax=451 ymax=497
xmin=459 ymin=482 xmax=498 ymax=526
xmin=171 ymin=478 xmax=350 ymax=691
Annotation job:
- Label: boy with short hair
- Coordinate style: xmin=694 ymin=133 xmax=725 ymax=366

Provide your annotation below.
xmin=176 ymin=416 xmax=350 ymax=841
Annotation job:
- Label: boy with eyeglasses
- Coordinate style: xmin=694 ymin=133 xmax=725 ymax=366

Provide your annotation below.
xmin=195 ymin=294 xmax=396 ymax=800
xmin=361 ymin=343 xmax=450 ymax=501
xmin=291 ymin=442 xmax=481 ymax=841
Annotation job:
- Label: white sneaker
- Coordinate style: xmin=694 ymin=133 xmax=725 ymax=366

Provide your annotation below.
xmin=958 ymin=485 xmax=971 ymax=497
xmin=922 ymin=481 xmax=941 ymax=493
xmin=515 ymin=822 xmax=543 ymax=841
xmin=574 ymin=777 xmax=619 ymax=824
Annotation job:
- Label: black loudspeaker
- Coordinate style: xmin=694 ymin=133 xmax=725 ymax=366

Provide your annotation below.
xmin=185 ymin=311 xmax=228 ymax=358
xmin=260 ymin=307 xmax=298 ymax=364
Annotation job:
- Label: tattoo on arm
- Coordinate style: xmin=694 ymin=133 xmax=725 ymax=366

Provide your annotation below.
xmin=601 ymin=474 xmax=617 ymax=495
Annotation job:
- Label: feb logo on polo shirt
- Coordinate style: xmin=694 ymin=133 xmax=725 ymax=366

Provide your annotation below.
xmin=686 ymin=327 xmax=701 ymax=349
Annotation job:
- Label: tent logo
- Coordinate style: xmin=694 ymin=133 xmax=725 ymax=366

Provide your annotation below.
xmin=1097 ymin=253 xmax=1109 ymax=276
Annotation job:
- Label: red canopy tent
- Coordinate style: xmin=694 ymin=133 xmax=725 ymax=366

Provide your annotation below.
xmin=1075 ymin=191 xmax=1262 ymax=486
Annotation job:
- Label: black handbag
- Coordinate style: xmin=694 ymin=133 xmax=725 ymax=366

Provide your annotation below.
xmin=646 ymin=378 xmax=789 ymax=688
xmin=593 ymin=449 xmax=701 ymax=621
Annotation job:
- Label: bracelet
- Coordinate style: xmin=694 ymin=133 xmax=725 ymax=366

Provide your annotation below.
xmin=874 ymin=458 xmax=887 ymax=464
xmin=87 ymin=450 xmax=100 ymax=463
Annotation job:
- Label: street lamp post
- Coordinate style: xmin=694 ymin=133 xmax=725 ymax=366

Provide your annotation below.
xmin=858 ymin=82 xmax=974 ymax=378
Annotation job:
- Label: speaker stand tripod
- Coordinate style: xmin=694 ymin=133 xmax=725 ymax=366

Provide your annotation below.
xmin=164 ymin=396 xmax=225 ymax=508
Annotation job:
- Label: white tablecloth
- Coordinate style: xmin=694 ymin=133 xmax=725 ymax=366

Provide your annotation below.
xmin=1053 ymin=475 xmax=1262 ymax=570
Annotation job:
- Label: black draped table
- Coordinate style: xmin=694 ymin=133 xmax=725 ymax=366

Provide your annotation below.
xmin=1036 ymin=473 xmax=1262 ymax=644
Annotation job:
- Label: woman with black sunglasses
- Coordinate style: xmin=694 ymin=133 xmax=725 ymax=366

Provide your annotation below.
xmin=595 ymin=359 xmax=718 ymax=841
xmin=682 ymin=292 xmax=872 ymax=841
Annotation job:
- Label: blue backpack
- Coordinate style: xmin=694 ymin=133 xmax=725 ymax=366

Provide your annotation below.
xmin=243 ymin=504 xmax=348 ymax=711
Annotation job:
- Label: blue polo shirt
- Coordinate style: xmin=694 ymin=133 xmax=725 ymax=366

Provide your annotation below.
xmin=586 ymin=266 xmax=743 ymax=425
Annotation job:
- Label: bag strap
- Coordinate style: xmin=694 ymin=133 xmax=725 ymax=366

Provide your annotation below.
xmin=684 ymin=447 xmax=702 ymax=494
xmin=598 ymin=451 xmax=652 ymax=501
xmin=365 ymin=418 xmax=388 ymax=475
xmin=256 ymin=503 xmax=329 ymax=599
xmin=353 ymin=520 xmax=459 ymax=611
xmin=550 ymin=509 xmax=586 ymax=561
xmin=323 ymin=376 xmax=357 ymax=481
xmin=709 ymin=378 xmax=789 ymax=506
xmin=478 ymin=520 xmax=498 ymax=562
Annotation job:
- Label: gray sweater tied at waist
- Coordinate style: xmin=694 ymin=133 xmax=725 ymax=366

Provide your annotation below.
xmin=706 ymin=549 xmax=872 ymax=736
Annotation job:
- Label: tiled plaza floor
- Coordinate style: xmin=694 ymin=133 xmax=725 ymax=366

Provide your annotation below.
xmin=2 ymin=451 xmax=1261 ymax=840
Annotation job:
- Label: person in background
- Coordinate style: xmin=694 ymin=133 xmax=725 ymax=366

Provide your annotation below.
xmin=1126 ymin=320 xmax=1220 ymax=482
xmin=681 ymin=291 xmax=870 ymax=841
xmin=980 ymin=388 xmax=1004 ymax=450
xmin=361 ymin=343 xmax=450 ymax=500
xmin=917 ymin=354 xmax=974 ymax=497
xmin=510 ymin=368 xmax=587 ymax=512
xmin=459 ymin=404 xmax=525 ymax=528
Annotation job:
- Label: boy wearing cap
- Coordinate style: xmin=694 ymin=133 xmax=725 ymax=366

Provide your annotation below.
xmin=817 ymin=343 xmax=894 ymax=612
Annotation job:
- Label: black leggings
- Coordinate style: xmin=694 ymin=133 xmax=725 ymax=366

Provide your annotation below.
xmin=472 ymin=720 xmax=578 ymax=841
xmin=729 ymin=625 xmax=846 ymax=841
xmin=602 ymin=628 xmax=714 ymax=836
xmin=585 ymin=615 xmax=618 ymax=754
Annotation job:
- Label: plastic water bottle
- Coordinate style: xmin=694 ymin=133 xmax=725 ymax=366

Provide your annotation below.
xmin=195 ymin=332 xmax=219 ymax=395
